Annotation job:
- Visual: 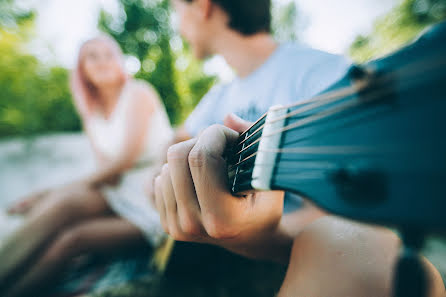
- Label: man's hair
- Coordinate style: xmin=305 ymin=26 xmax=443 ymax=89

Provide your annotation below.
xmin=185 ymin=0 xmax=271 ymax=35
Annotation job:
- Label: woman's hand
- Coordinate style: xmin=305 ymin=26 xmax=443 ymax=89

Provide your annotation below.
xmin=153 ymin=115 xmax=291 ymax=262
xmin=7 ymin=189 xmax=51 ymax=215
xmin=8 ymin=179 xmax=98 ymax=216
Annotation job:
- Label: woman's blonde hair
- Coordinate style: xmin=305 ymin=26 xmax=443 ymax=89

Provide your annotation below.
xmin=70 ymin=35 xmax=129 ymax=117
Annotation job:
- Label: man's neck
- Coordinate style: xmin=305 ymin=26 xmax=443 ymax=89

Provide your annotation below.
xmin=212 ymin=32 xmax=279 ymax=78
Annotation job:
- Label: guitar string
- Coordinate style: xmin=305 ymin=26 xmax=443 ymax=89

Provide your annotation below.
xmin=236 ymin=84 xmax=363 ymax=147
xmin=282 ymin=50 xmax=446 ymax=111
xmin=234 ymin=160 xmax=422 ymax=187
xmin=257 ymin=146 xmax=388 ymax=154
xmin=228 ymin=63 xmax=446 ymax=170
xmin=238 ymin=112 xmax=268 ymax=139
xmin=231 ymin=84 xmax=394 ymax=164
xmin=237 ymin=123 xmax=265 ymax=147
xmin=233 ymin=91 xmax=371 ymax=159
xmin=263 ymin=82 xmax=397 ymax=138
xmin=266 ymin=56 xmax=446 ymax=137
xmin=234 ymin=53 xmax=446 ymax=148
xmin=232 ymin=54 xmax=446 ymax=157
xmin=229 ymin=83 xmax=429 ymax=171
xmin=236 ymin=82 xmax=367 ymax=148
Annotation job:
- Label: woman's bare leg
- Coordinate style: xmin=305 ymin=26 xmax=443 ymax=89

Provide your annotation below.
xmin=3 ymin=218 xmax=146 ymax=297
xmin=0 ymin=187 xmax=109 ymax=285
xmin=278 ymin=216 xmax=445 ymax=297
xmin=7 ymin=189 xmax=51 ymax=215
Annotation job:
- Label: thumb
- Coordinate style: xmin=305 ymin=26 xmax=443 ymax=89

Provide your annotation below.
xmin=223 ymin=113 xmax=252 ymax=133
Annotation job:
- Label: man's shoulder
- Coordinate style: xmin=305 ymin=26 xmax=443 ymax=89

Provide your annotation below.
xmin=273 ymin=43 xmax=351 ymax=100
xmin=277 ymin=42 xmax=349 ymax=69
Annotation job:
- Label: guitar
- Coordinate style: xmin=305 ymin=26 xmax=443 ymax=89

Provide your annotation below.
xmin=227 ymin=22 xmax=446 ymax=233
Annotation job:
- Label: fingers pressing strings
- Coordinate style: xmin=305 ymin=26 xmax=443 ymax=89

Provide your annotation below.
xmin=160 ymin=164 xmax=185 ymax=238
xmin=189 ymin=126 xmax=240 ymax=212
xmin=154 ymin=176 xmax=168 ymax=234
xmin=167 ymin=139 xmax=202 ymax=215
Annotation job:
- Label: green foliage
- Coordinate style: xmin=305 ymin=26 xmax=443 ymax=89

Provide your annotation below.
xmin=0 ymin=27 xmax=80 ymax=137
xmin=350 ymin=0 xmax=446 ymax=62
xmin=0 ymin=0 xmax=34 ymax=28
xmin=3 ymin=0 xmax=445 ymax=138
xmin=272 ymin=1 xmax=301 ymax=41
xmin=99 ymin=0 xmax=215 ymax=125
xmin=1 ymin=0 xmax=217 ymax=139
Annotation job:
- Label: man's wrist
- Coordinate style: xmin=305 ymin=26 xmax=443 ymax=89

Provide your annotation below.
xmin=219 ymin=222 xmax=294 ymax=264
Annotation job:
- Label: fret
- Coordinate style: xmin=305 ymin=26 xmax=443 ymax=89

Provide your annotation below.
xmin=237 ymin=141 xmax=260 ymax=167
xmin=230 ymin=131 xmax=250 ymax=193
xmin=232 ymin=178 xmax=256 ymax=194
xmin=230 ymin=118 xmax=266 ymax=162
xmin=228 ymin=116 xmax=267 ymax=193
xmin=238 ymin=112 xmax=268 ymax=140
xmin=228 ymin=106 xmax=288 ymax=194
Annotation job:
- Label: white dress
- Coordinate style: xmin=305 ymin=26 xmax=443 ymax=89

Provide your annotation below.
xmin=87 ymin=80 xmax=174 ymax=247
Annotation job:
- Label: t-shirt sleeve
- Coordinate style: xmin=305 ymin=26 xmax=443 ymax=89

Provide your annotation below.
xmin=184 ymin=84 xmax=224 ymax=137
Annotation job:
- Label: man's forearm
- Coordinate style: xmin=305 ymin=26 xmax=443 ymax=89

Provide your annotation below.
xmin=221 ymin=222 xmax=294 ymax=264
xmin=280 ymin=203 xmax=326 ymax=239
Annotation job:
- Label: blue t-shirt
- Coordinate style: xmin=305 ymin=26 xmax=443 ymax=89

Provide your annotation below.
xmin=185 ymin=43 xmax=350 ymax=135
xmin=185 ymin=43 xmax=351 ymax=213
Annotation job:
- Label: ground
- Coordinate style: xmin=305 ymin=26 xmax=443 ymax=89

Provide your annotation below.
xmin=0 ymin=133 xmax=444 ymax=296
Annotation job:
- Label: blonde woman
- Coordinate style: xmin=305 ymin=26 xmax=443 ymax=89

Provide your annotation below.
xmin=1 ymin=36 xmax=173 ymax=297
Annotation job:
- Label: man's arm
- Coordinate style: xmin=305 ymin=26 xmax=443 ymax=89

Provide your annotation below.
xmin=154 ymin=117 xmax=445 ymax=294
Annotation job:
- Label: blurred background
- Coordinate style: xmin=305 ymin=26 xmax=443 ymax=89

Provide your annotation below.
xmin=0 ymin=0 xmax=445 ymax=295
xmin=1 ymin=0 xmax=445 ymax=137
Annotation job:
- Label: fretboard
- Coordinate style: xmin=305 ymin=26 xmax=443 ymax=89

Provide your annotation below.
xmin=227 ymin=106 xmax=288 ymax=194
xmin=227 ymin=114 xmax=266 ymax=194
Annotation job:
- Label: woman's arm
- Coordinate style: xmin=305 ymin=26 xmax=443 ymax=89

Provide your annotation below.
xmin=84 ymin=125 xmax=109 ymax=167
xmin=83 ymin=84 xmax=157 ymax=188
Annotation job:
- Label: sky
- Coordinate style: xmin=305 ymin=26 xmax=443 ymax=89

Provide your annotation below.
xmin=30 ymin=0 xmax=399 ymax=72
xmin=293 ymin=0 xmax=397 ymax=52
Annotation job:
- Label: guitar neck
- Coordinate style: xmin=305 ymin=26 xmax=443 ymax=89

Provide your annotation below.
xmin=227 ymin=106 xmax=287 ymax=194
xmin=226 ymin=21 xmax=446 ymax=231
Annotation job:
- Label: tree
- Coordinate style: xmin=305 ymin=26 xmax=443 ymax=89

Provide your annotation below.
xmin=272 ymin=1 xmax=302 ymax=42
xmin=99 ymin=0 xmax=308 ymax=125
xmin=350 ymin=0 xmax=446 ymax=62
xmin=99 ymin=0 xmax=215 ymax=125
xmin=0 ymin=7 xmax=80 ymax=138
xmin=0 ymin=0 xmax=34 ymax=28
